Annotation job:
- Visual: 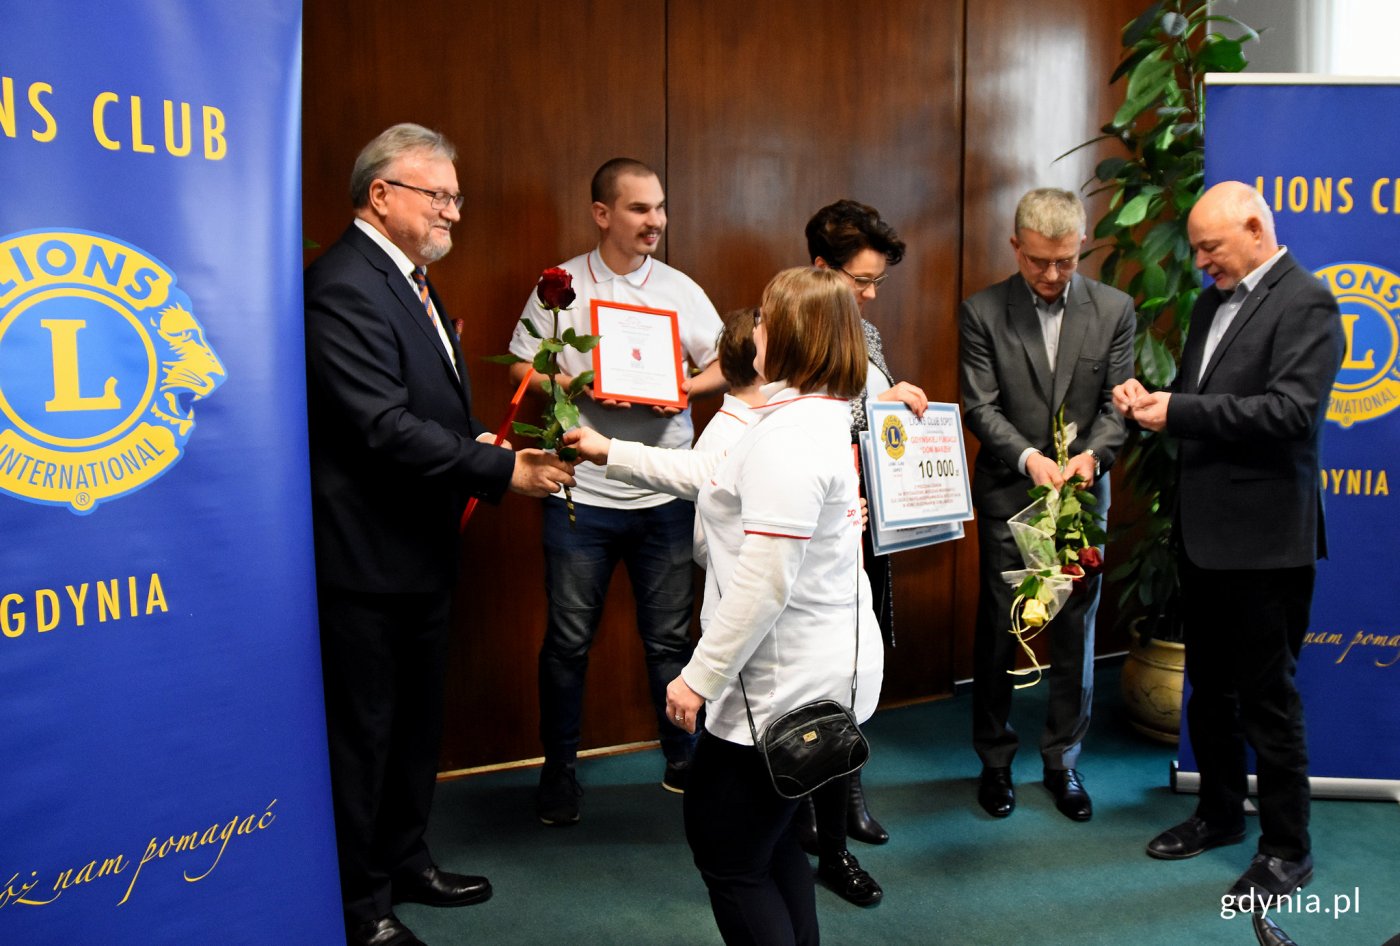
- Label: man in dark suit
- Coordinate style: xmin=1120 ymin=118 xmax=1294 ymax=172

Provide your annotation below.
xmin=959 ymin=187 xmax=1135 ymax=823
xmin=1115 ymin=181 xmax=1342 ymax=906
xmin=305 ymin=123 xmax=575 ymax=946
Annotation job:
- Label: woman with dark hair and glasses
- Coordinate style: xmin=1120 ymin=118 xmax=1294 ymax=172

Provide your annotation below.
xmin=796 ymin=199 xmax=928 ymax=907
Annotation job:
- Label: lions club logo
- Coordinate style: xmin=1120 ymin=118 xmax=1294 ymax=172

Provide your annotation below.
xmin=880 ymin=413 xmax=906 ymax=460
xmin=0 ymin=229 xmax=224 ymax=514
xmin=1316 ymin=262 xmax=1400 ymax=428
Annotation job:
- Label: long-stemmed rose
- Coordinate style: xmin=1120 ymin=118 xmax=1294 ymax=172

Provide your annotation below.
xmin=486 ymin=267 xmax=599 ymax=526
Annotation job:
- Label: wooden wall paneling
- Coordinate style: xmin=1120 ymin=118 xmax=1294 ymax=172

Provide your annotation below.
xmin=666 ymin=0 xmax=967 ymax=706
xmin=304 ymin=0 xmax=672 ymax=770
xmin=302 ymin=0 xmax=1167 ymax=771
xmin=956 ymin=0 xmax=1149 ymax=680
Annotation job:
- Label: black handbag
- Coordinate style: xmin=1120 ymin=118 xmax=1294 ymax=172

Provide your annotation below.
xmin=738 ymin=558 xmax=868 ymax=800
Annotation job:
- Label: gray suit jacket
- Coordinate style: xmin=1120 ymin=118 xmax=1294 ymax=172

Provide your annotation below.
xmin=1167 ymin=251 xmax=1343 ymax=570
xmin=959 ymin=272 xmax=1136 ymax=520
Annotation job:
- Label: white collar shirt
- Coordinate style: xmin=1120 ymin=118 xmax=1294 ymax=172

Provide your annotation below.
xmin=508 ymin=247 xmax=722 ymax=508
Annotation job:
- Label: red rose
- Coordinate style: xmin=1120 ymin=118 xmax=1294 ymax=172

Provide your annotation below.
xmin=1077 ymin=546 xmax=1103 ymax=576
xmin=1061 ymin=563 xmax=1084 ymax=579
xmin=537 ymin=267 xmax=576 ymax=310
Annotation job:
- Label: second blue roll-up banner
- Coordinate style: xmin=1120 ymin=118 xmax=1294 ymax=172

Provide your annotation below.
xmin=1176 ymin=76 xmax=1400 ymax=798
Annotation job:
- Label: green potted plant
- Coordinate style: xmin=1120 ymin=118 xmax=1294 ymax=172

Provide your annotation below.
xmin=1063 ymin=0 xmax=1256 ymax=740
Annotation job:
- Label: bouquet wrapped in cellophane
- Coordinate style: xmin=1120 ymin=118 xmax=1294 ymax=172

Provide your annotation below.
xmin=1001 ymin=410 xmax=1105 ymax=688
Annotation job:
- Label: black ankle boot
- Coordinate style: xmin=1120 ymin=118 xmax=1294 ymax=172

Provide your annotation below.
xmin=794 ymin=795 xmax=819 ymax=856
xmin=817 ymin=850 xmax=883 ymax=906
xmin=846 ymin=770 xmax=889 ymax=844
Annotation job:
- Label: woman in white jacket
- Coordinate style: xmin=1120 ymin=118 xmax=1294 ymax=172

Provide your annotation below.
xmin=566 ymin=267 xmax=883 ymax=946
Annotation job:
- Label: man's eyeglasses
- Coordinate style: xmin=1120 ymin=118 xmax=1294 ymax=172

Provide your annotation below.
xmin=1020 ymin=251 xmax=1079 ymax=274
xmin=382 ymin=179 xmax=465 ymax=211
xmin=838 ymin=267 xmax=889 ymax=289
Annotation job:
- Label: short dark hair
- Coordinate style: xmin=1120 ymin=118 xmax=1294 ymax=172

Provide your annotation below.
xmin=591 ymin=158 xmax=658 ymax=205
xmin=804 ymin=200 xmax=905 ymax=268
xmin=716 ymin=308 xmax=759 ymax=388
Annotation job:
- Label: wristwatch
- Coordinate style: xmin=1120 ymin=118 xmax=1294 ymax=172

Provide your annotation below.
xmin=1083 ymin=449 xmax=1100 ymax=477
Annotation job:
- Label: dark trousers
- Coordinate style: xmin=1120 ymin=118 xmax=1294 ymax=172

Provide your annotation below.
xmin=685 ymin=733 xmax=819 ymax=946
xmin=318 ymin=586 xmax=451 ymax=925
xmin=1182 ymin=558 xmax=1314 ymax=861
xmin=539 ymin=498 xmax=698 ymax=764
xmin=972 ymin=513 xmax=1097 ymax=770
xmin=812 ymin=774 xmax=849 ymax=860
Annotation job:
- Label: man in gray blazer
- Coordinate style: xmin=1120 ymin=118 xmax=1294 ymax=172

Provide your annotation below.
xmin=1115 ymin=181 xmax=1343 ymax=906
xmin=959 ymin=188 xmax=1135 ymax=822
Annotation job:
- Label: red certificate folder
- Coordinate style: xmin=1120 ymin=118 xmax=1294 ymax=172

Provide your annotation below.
xmin=589 ymin=299 xmax=687 ymax=409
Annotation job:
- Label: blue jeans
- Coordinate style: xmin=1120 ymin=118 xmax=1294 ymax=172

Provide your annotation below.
xmin=539 ymin=497 xmax=698 ymax=765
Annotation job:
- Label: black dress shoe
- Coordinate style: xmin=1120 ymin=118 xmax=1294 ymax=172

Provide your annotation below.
xmin=1042 ymin=768 xmax=1092 ymax=822
xmin=537 ymin=761 xmax=582 ymax=826
xmin=977 ymin=766 xmax=1015 ymax=818
xmin=1146 ymin=816 xmax=1247 ymax=860
xmin=1227 ymin=853 xmax=1314 ymax=908
xmin=1253 ymin=913 xmax=1300 ymax=946
xmin=817 ymin=850 xmax=883 ymax=907
xmin=846 ymin=769 xmax=889 ymax=844
xmin=348 ymin=913 xmax=426 ymax=946
xmin=392 ymin=864 xmax=492 ymax=908
xmin=794 ymin=795 xmax=820 ymax=856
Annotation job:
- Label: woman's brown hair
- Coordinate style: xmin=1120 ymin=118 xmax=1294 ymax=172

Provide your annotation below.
xmin=758 ymin=267 xmax=867 ymax=398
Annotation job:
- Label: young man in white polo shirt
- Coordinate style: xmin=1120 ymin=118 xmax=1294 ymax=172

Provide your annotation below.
xmin=507 ymin=158 xmax=725 ymax=825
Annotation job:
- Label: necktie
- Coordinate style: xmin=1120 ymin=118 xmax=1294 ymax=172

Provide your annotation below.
xmin=411 ymin=266 xmax=458 ymax=373
xmin=411 ymin=266 xmax=434 ymax=317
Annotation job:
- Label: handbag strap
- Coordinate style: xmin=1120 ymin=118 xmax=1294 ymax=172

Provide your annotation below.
xmin=738 ymin=546 xmax=861 ymax=745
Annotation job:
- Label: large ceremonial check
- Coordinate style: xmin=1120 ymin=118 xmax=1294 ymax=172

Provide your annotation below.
xmin=859 ymin=401 xmax=972 ymax=552
xmin=589 ymin=299 xmax=687 ymax=408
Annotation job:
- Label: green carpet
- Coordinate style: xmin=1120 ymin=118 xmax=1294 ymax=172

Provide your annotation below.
xmin=405 ymin=663 xmax=1399 ymax=945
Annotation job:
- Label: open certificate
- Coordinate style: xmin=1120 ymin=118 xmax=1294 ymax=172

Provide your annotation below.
xmin=590 ymin=300 xmax=687 ymax=409
xmin=863 ymin=401 xmax=973 ymax=530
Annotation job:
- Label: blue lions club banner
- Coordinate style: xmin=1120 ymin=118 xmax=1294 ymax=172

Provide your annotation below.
xmin=1176 ymin=77 xmax=1400 ymax=798
xmin=0 ymin=4 xmax=343 ymax=943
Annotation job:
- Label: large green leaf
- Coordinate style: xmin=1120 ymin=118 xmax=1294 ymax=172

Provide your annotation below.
xmin=1123 ymin=1 xmax=1166 ymax=47
xmin=1139 ymin=220 xmax=1179 ymax=263
xmin=1198 ymin=35 xmax=1246 ymax=72
xmin=554 ymin=401 xmax=580 ymax=431
xmin=1112 ymin=56 xmax=1175 ymax=128
xmin=1109 ymin=46 xmax=1153 ymax=84
xmin=1095 ymin=156 xmax=1129 ymax=182
xmin=1139 ymin=262 xmax=1167 ymax=300
xmin=1115 ymin=191 xmax=1156 ymax=227
xmin=481 ymin=353 xmax=525 ymax=365
xmin=1138 ymin=333 xmax=1178 ymax=388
